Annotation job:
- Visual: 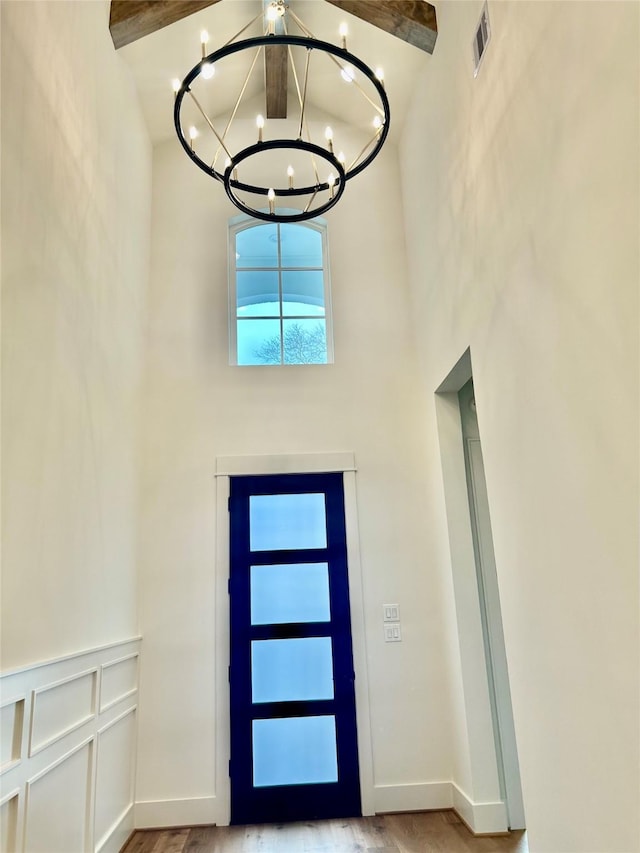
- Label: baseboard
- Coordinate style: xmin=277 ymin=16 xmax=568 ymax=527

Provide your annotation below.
xmin=96 ymin=804 xmax=134 ymax=853
xmin=374 ymin=782 xmax=453 ymax=814
xmin=451 ymin=784 xmax=508 ymax=835
xmin=133 ymin=787 xmax=508 ymax=835
xmin=373 ymin=782 xmax=508 ymax=835
xmin=134 ymin=796 xmax=218 ymax=828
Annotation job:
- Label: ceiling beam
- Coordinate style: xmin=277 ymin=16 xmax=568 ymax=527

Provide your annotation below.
xmin=109 ymin=0 xmax=223 ymax=50
xmin=323 ymin=0 xmax=437 ymax=54
xmin=265 ymin=43 xmax=288 ymax=118
xmin=264 ymin=1 xmax=288 ymax=119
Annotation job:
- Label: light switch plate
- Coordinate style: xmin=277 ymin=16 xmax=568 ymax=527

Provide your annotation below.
xmin=383 ymin=604 xmax=400 ymax=622
xmin=384 ymin=623 xmax=402 ymax=642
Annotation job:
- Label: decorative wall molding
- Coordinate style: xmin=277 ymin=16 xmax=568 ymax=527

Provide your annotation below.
xmin=0 ymin=787 xmax=20 ymax=853
xmin=0 ymin=637 xmax=142 ymax=679
xmin=215 ymin=452 xmax=357 ymax=476
xmin=24 ymin=736 xmax=95 ymax=852
xmin=0 ymin=637 xmax=140 ymax=853
xmin=29 ymin=667 xmax=97 ymax=757
xmin=95 ymin=804 xmax=134 ymax=853
xmin=99 ymin=653 xmax=139 ymax=714
xmin=0 ymin=696 xmax=25 ymax=774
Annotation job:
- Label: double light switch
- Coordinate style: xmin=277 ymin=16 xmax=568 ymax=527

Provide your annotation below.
xmin=383 ymin=603 xmax=402 ymax=642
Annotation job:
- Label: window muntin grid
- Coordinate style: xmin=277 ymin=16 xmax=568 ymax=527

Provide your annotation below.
xmin=230 ymin=218 xmax=333 ymax=365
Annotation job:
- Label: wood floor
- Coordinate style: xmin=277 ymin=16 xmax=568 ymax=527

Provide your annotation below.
xmin=122 ymin=812 xmax=528 ymax=853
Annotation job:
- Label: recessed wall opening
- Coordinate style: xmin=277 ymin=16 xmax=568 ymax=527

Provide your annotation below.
xmin=435 ymin=349 xmax=526 ymax=833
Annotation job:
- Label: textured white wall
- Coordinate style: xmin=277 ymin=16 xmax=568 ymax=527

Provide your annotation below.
xmin=135 ymin=123 xmax=455 ymax=814
xmin=1 ymin=0 xmax=151 ymax=669
xmin=400 ymin=2 xmax=639 ymax=851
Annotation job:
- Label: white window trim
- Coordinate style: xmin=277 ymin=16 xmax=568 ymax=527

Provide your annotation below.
xmin=228 ymin=214 xmax=334 ymax=366
xmin=213 ymin=452 xmax=374 ymax=825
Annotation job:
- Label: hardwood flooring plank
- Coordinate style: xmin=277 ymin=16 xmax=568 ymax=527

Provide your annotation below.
xmin=125 ymin=814 xmax=528 ymax=853
xmin=152 ymin=828 xmax=190 ymax=853
xmin=184 ymin=826 xmax=219 ymax=852
xmin=122 ymin=829 xmax=164 ymax=853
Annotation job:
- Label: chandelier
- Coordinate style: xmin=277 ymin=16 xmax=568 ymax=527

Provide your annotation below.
xmin=172 ymin=0 xmax=390 ymax=222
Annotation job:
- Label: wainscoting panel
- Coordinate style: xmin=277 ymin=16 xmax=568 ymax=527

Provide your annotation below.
xmin=0 ymin=790 xmax=19 ymax=853
xmin=1 ymin=699 xmax=24 ymax=772
xmin=99 ymin=656 xmax=138 ymax=715
xmin=94 ymin=708 xmax=137 ymax=853
xmin=29 ymin=669 xmax=97 ymax=757
xmin=24 ymin=738 xmax=94 ymax=852
xmin=0 ymin=638 xmax=140 ymax=853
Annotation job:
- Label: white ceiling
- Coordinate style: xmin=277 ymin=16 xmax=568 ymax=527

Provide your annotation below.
xmin=118 ymin=0 xmax=432 ymax=147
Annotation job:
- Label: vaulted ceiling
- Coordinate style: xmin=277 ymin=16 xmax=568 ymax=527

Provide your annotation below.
xmin=113 ymin=0 xmax=437 ymax=145
xmin=110 ymin=1 xmax=437 ymax=52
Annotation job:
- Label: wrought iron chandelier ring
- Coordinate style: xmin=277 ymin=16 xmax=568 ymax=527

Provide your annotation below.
xmin=223 ymin=139 xmax=346 ymax=223
xmin=174 ymin=34 xmax=390 ymax=182
xmin=173 ymin=24 xmax=391 ymax=222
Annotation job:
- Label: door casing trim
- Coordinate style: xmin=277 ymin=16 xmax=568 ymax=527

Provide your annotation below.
xmin=214 ymin=452 xmax=374 ymax=826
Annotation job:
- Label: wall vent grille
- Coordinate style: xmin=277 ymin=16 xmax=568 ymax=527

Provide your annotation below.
xmin=473 ymin=3 xmax=491 ymax=77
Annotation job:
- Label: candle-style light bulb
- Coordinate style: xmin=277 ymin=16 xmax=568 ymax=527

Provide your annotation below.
xmin=200 ymin=29 xmax=209 ymax=59
xmin=375 ymin=67 xmax=385 ymax=89
xmin=337 ymin=151 xmax=346 ymax=167
xmin=189 ymin=126 xmax=198 ymax=149
xmin=287 ymin=165 xmax=294 ymax=189
xmin=325 ymin=126 xmax=334 ymax=153
xmin=339 ymin=22 xmax=348 ymax=50
xmin=172 ymin=78 xmax=181 ymax=95
xmin=268 ymin=188 xmax=275 ymax=214
xmin=257 ymin=114 xmax=265 ymax=142
xmin=327 ymin=173 xmax=336 ymax=199
xmin=201 ymin=62 xmax=215 ymax=79
xmin=340 ymin=65 xmax=355 ymax=83
xmin=373 ymin=115 xmax=383 ymax=131
xmin=225 ymin=157 xmax=238 ymax=182
xmin=266 ymin=3 xmax=278 ymax=32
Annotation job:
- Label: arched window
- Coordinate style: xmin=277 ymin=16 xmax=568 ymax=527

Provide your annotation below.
xmin=229 ymin=216 xmax=333 ymax=365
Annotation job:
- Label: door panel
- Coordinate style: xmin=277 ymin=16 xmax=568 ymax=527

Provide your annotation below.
xmin=229 ymin=472 xmax=361 ymax=825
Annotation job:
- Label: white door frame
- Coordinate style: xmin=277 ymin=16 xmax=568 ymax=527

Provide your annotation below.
xmin=435 ymin=349 xmax=525 ymax=833
xmin=214 ymin=452 xmax=375 ymax=826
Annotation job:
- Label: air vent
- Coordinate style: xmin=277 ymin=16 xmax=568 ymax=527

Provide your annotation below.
xmin=473 ymin=3 xmax=491 ymax=77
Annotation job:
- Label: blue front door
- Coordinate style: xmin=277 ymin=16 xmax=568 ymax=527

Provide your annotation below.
xmin=228 ymin=472 xmax=361 ymax=825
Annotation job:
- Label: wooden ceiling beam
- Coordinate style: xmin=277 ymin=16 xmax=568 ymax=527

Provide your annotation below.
xmin=323 ymin=0 xmax=437 ymax=54
xmin=263 ymin=0 xmax=288 ymax=119
xmin=265 ymin=43 xmax=288 ymax=118
xmin=109 ymin=0 xmax=223 ymax=50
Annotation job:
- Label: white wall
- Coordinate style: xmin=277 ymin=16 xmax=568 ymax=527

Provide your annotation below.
xmin=135 ymin=120 xmax=455 ymax=822
xmin=1 ymin=3 xmax=150 ymax=848
xmin=1 ymin=0 xmax=151 ymax=669
xmin=400 ymin=2 xmax=639 ymax=851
